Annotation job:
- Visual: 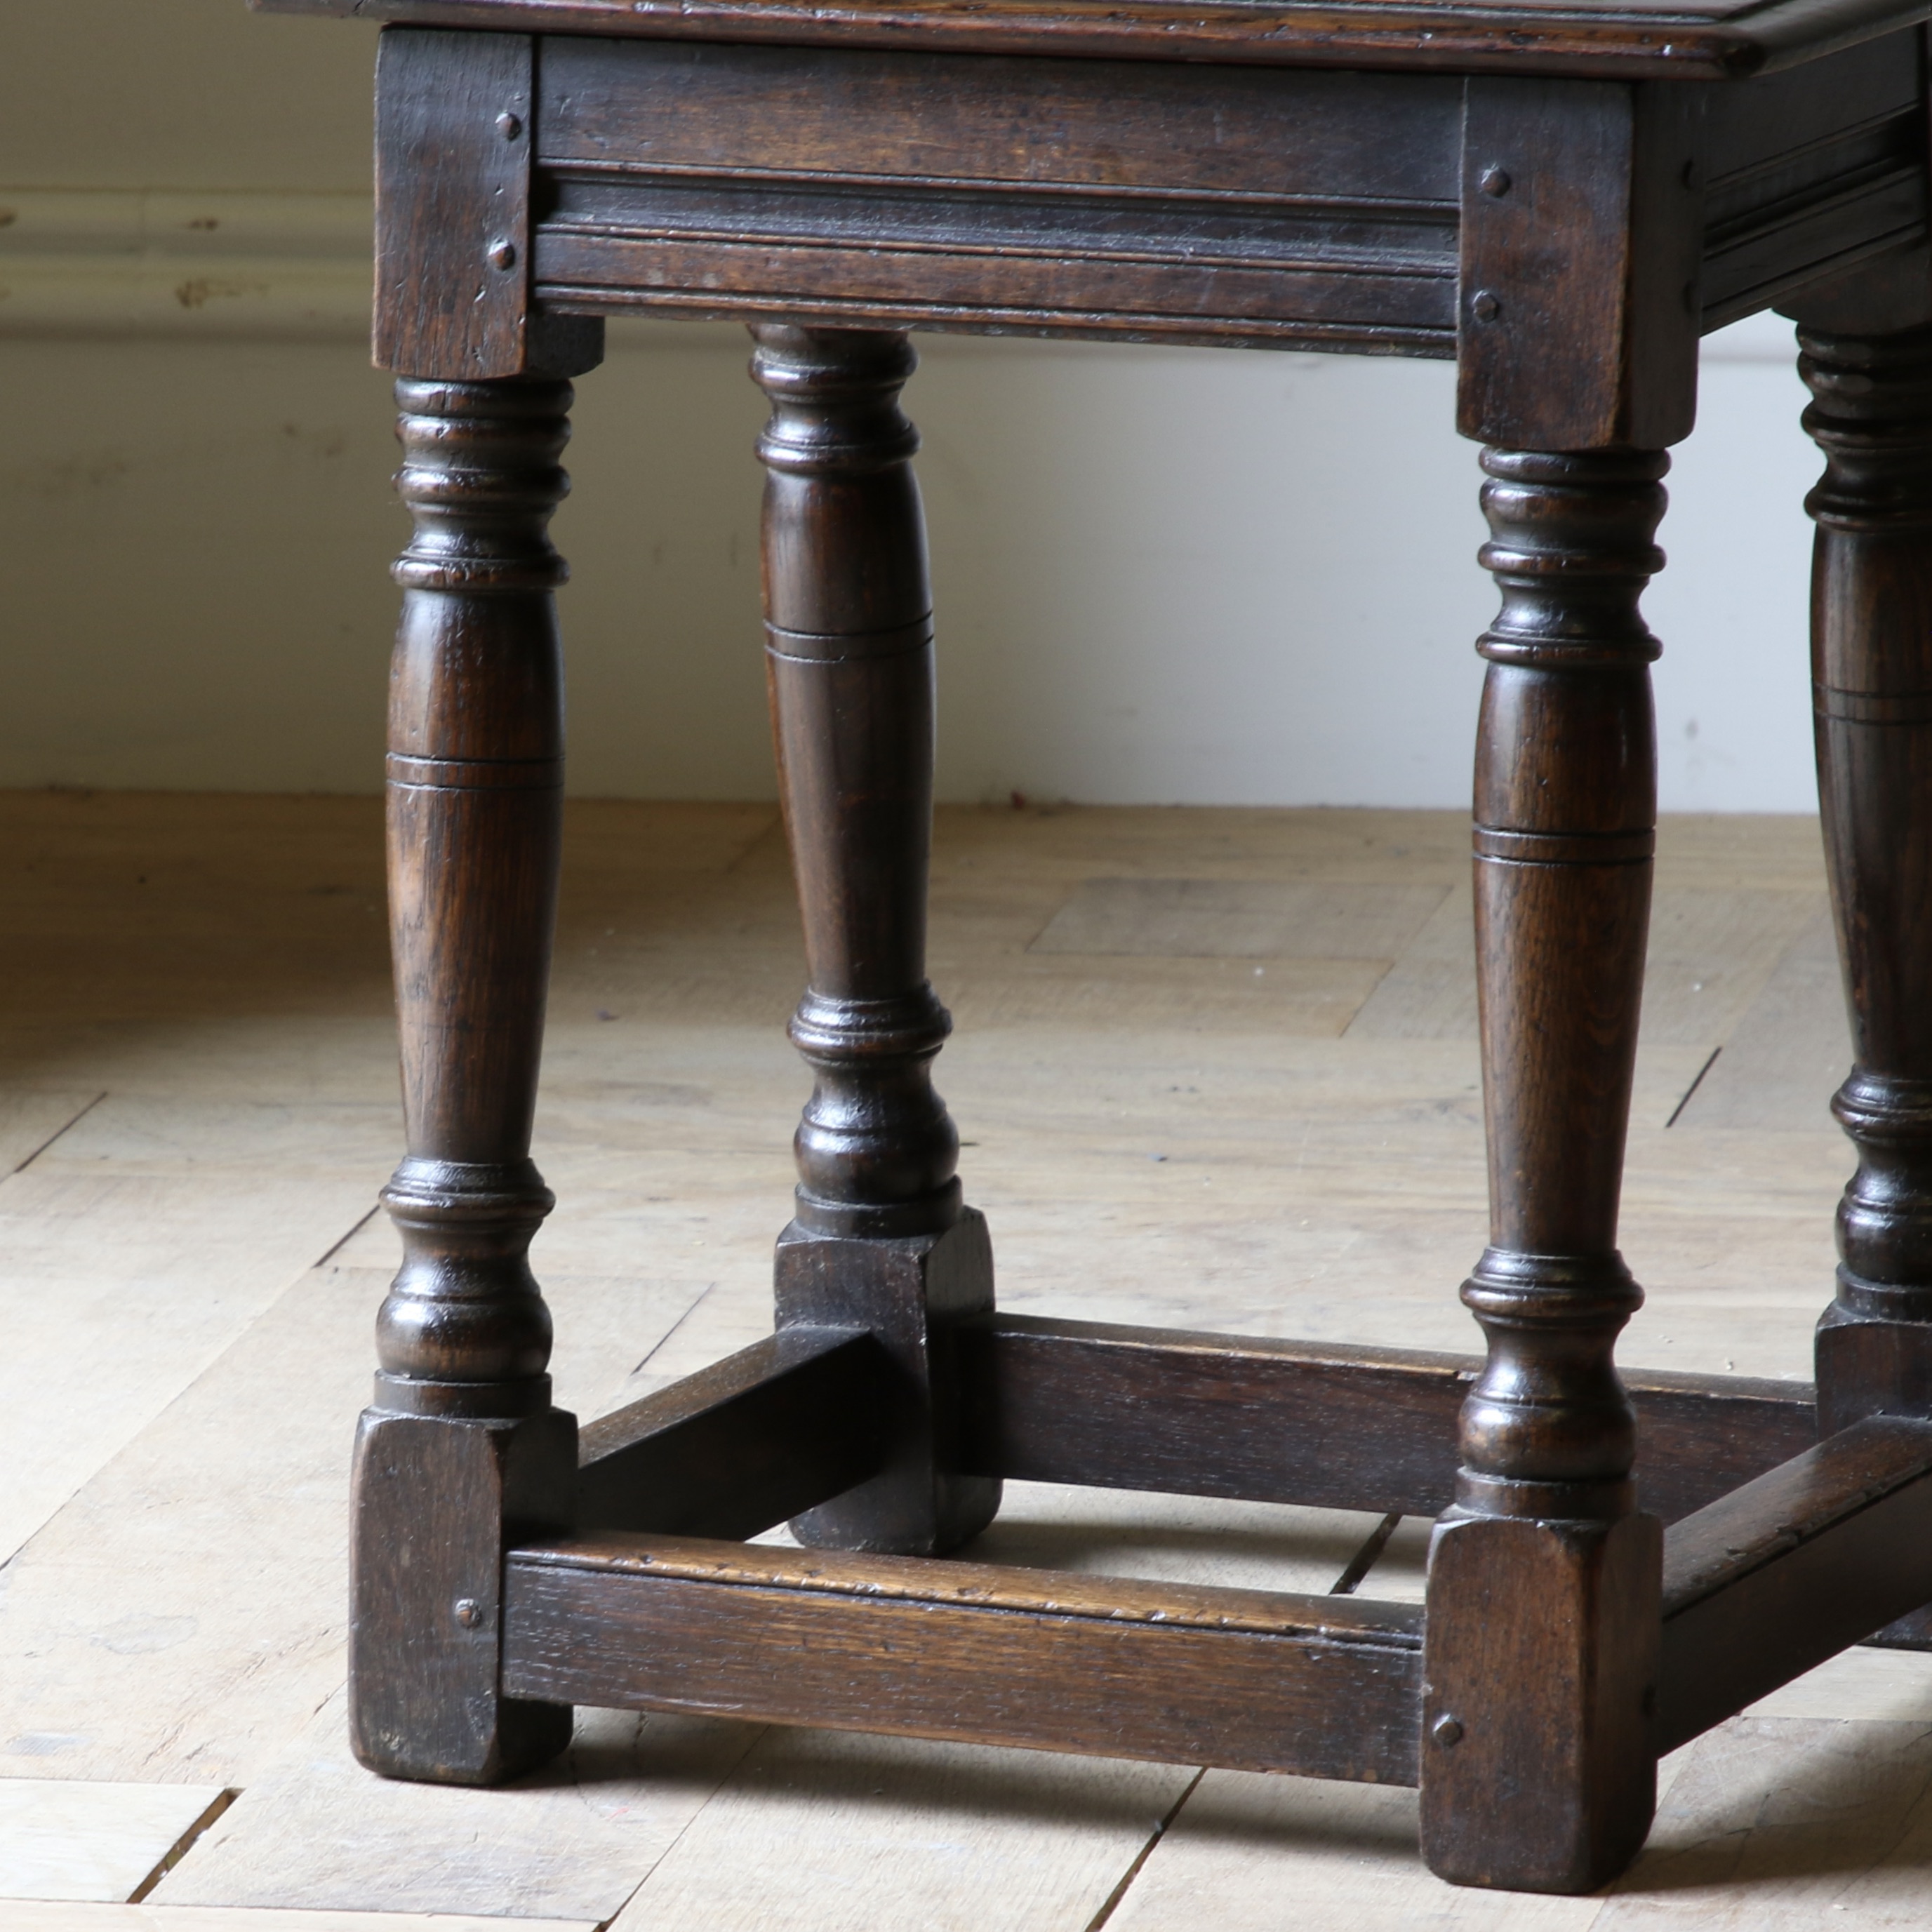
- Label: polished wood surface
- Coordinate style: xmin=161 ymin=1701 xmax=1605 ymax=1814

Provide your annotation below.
xmin=340 ymin=25 xmax=1929 ymax=367
xmin=1460 ymin=446 xmax=1667 ymax=1526
xmin=256 ymin=0 xmax=1932 ymax=1901
xmin=352 ymin=373 xmax=585 ymax=1783
xmin=1418 ymin=446 xmax=1671 ymax=1892
xmin=257 ymin=0 xmax=1930 ymax=81
xmin=575 ymin=1328 xmax=893 ymax=1539
xmin=1797 ymin=300 xmax=1932 ymax=1434
xmin=373 ymin=29 xmax=604 ymax=380
xmin=1659 ymin=1415 xmax=1932 ymax=1748
xmin=752 ymin=324 xmax=1001 ymax=1556
xmin=954 ymin=1315 xmax=1820 ymax=1526
xmin=502 ymin=1533 xmax=1426 ymax=1784
xmin=519 ymin=34 xmax=1919 ymax=359
xmin=752 ymin=326 xmax=957 ymax=1244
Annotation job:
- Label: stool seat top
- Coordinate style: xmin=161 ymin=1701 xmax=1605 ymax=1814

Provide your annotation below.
xmin=253 ymin=0 xmax=1927 ymax=81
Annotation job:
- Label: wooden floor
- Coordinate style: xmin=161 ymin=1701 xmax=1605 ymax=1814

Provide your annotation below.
xmin=1 ymin=792 xmax=1926 ymax=1930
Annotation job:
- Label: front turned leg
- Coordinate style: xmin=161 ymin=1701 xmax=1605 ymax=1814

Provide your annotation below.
xmin=349 ymin=376 xmax=577 ymax=1785
xmin=1421 ymin=451 xmax=1667 ymax=1893
xmin=1800 ymin=324 xmax=1932 ymax=1437
xmin=750 ymin=324 xmax=998 ymax=1557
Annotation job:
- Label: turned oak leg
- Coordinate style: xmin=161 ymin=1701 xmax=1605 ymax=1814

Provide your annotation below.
xmin=349 ymin=375 xmax=576 ymax=1784
xmin=1801 ymin=323 xmax=1932 ymax=1441
xmin=1421 ymin=451 xmax=1667 ymax=1893
xmin=749 ymin=324 xmax=999 ymax=1557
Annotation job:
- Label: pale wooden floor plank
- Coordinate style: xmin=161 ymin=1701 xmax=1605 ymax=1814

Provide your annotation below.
xmin=0 ymin=1780 xmax=226 ymax=1904
xmin=0 ymin=797 xmax=1895 ymax=1929
xmin=608 ymin=1728 xmax=1194 ymax=1932
xmin=1672 ymin=911 xmax=1850 ymax=1133
xmin=1030 ymin=878 xmax=1450 ymax=959
xmin=959 ymin=1481 xmax=1383 ymax=1597
xmin=1597 ymin=1717 xmax=1932 ymax=1927
xmin=0 ymin=1091 xmax=102 ymax=1174
xmin=1103 ymin=1768 xmax=1600 ymax=1932
xmin=0 ymin=1905 xmax=598 ymax=1931
xmin=0 ymin=1250 xmax=708 ymax=1785
xmin=0 ymin=1159 xmax=387 ymax=1567
xmin=1343 ymin=877 xmax=1479 ymax=1040
xmin=150 ymin=1699 xmax=756 ymax=1922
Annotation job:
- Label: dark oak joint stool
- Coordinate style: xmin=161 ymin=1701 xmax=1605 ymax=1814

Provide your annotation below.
xmin=260 ymin=0 xmax=1932 ymax=1894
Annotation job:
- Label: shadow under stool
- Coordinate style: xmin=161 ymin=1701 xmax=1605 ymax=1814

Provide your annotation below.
xmin=262 ymin=0 xmax=1932 ymax=1894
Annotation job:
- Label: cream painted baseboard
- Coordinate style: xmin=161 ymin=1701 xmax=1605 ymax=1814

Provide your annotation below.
xmin=0 ymin=188 xmax=370 ymax=339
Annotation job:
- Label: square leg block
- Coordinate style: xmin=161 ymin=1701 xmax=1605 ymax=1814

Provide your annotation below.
xmin=1421 ymin=1511 xmax=1661 ymax=1894
xmin=349 ymin=1406 xmax=578 ymax=1783
xmin=775 ymin=1208 xmax=1000 ymax=1556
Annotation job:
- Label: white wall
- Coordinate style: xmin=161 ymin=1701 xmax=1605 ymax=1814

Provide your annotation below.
xmin=0 ymin=1 xmax=1823 ymax=811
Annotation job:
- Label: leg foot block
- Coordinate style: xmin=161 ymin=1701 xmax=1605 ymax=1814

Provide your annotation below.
xmin=1422 ymin=1511 xmax=1660 ymax=1893
xmin=349 ymin=1406 xmax=576 ymax=1784
xmin=776 ymin=1208 xmax=1000 ymax=1557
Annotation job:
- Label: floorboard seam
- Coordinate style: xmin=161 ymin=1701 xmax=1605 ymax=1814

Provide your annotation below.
xmin=312 ymin=1201 xmax=382 ymax=1270
xmin=1082 ymin=1765 xmax=1206 ymax=1932
xmin=623 ymin=1281 xmax=719 ymax=1381
xmin=126 ymin=1785 xmax=239 ymax=1902
xmin=1665 ymin=1047 xmax=1724 ymax=1129
xmin=594 ymin=1719 xmax=771 ymax=1928
xmin=8 ymin=1091 xmax=107 ymax=1175
xmin=1330 ymin=1511 xmax=1404 ymax=1595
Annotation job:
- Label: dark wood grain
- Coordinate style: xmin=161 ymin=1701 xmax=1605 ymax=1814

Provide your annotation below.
xmin=773 ymin=1216 xmax=1003 ymax=1554
xmin=1701 ymin=34 xmax=1929 ymax=328
xmin=378 ymin=374 xmax=571 ymax=1421
xmin=576 ymin=1327 xmax=894 ymax=1538
xmin=373 ymin=27 xmax=602 ymax=380
xmin=535 ymin=229 xmax=1458 ymax=354
xmin=1457 ymin=82 xmax=1699 ymax=451
xmin=1781 ymin=240 xmax=1932 ymax=337
xmin=1422 ymin=1512 xmax=1660 ymax=1893
xmin=753 ymin=325 xmax=1000 ymax=1556
xmin=955 ymin=1313 xmax=1817 ymax=1525
xmin=350 ymin=373 xmax=585 ymax=1785
xmin=502 ymin=1533 xmax=1424 ymax=1783
xmin=754 ymin=325 xmax=955 ymax=1241
xmin=1795 ymin=312 xmax=1932 ymax=1449
xmin=1418 ymin=448 xmax=1669 ymax=1892
xmin=1459 ymin=447 xmax=1667 ymax=1524
xmin=255 ymin=0 xmax=1932 ymax=84
xmin=352 ymin=1409 xmax=576 ymax=1782
xmin=1658 ymin=1416 xmax=1932 ymax=1749
xmin=531 ymin=39 xmax=1457 ymax=351
xmin=536 ymin=38 xmax=1460 ymax=199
